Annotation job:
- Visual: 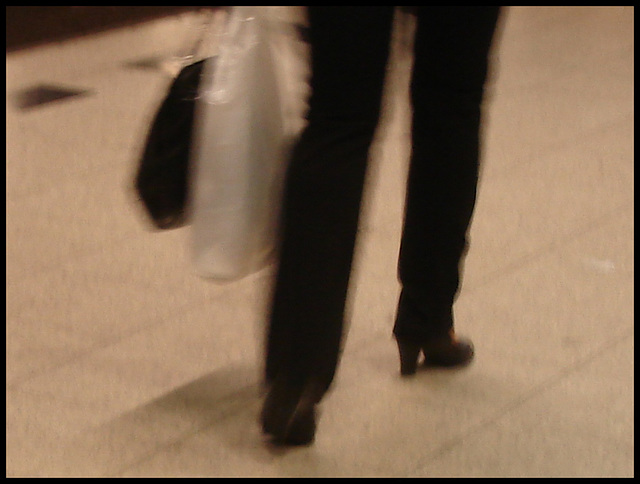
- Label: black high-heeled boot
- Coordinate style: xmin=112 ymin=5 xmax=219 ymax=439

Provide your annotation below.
xmin=260 ymin=379 xmax=320 ymax=446
xmin=396 ymin=331 xmax=474 ymax=376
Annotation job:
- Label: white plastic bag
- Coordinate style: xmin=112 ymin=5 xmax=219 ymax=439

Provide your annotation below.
xmin=189 ymin=7 xmax=291 ymax=280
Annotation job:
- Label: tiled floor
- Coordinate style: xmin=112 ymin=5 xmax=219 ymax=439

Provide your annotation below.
xmin=6 ymin=7 xmax=634 ymax=477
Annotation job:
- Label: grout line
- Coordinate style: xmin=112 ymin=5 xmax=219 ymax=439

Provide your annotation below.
xmin=6 ymin=297 xmax=213 ymax=392
xmin=7 ymin=107 xmax=633 ymax=288
xmin=410 ymin=326 xmax=635 ymax=475
xmin=340 ymin=201 xmax=633 ymax=378
xmin=464 ymin=201 xmax=634 ymax=296
xmin=6 ymin=201 xmax=632 ymax=390
xmin=6 ymin=265 xmax=271 ymax=392
xmin=481 ymin=111 xmax=634 ymax=180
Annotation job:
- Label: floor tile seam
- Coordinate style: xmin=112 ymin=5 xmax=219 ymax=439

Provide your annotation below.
xmin=465 ymin=201 xmax=634 ymax=297
xmin=6 ymin=244 xmax=267 ymax=326
xmin=115 ymin=326 xmax=633 ymax=477
xmin=312 ymin=202 xmax=634 ymax=361
xmin=6 ymin=91 xmax=633 ymax=281
xmin=6 ymin=199 xmax=632 ymax=390
xmin=536 ymin=111 xmax=634 ymax=158
xmin=407 ymin=327 xmax=634 ymax=475
xmin=8 ymin=379 xmax=261 ymax=478
xmin=6 ymin=229 xmax=189 ymax=316
xmin=482 ymin=110 xmax=634 ymax=180
xmin=6 ymin=148 xmax=153 ymax=212
xmin=7 ymin=259 xmax=270 ymax=391
xmin=494 ymin=36 xmax=634 ymax=89
xmin=5 ymin=291 xmax=232 ymax=392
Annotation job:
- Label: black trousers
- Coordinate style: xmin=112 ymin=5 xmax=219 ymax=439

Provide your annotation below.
xmin=265 ymin=7 xmax=501 ymax=395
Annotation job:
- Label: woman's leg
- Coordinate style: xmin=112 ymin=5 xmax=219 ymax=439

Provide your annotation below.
xmin=395 ymin=7 xmax=501 ymax=344
xmin=265 ymin=7 xmax=395 ymax=398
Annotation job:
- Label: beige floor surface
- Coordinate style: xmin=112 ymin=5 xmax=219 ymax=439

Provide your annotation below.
xmin=6 ymin=6 xmax=634 ymax=477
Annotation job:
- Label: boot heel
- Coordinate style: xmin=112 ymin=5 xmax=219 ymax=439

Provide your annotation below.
xmin=396 ymin=340 xmax=421 ymax=376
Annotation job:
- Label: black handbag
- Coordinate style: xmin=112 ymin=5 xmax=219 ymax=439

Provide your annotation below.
xmin=134 ymin=58 xmax=213 ymax=229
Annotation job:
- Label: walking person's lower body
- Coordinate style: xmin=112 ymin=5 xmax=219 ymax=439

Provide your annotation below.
xmin=393 ymin=6 xmax=502 ymax=374
xmin=261 ymin=6 xmax=502 ymax=446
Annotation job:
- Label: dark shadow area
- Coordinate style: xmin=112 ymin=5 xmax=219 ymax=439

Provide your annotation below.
xmin=6 ymin=7 xmax=217 ymax=53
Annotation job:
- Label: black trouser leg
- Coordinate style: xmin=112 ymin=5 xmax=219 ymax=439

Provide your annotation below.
xmin=265 ymin=7 xmax=395 ymax=395
xmin=395 ymin=7 xmax=501 ymax=340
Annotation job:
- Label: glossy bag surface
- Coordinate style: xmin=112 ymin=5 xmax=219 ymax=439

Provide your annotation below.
xmin=189 ymin=7 xmax=289 ymax=280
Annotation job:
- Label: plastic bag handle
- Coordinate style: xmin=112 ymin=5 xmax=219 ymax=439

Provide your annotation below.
xmin=206 ymin=7 xmax=262 ymax=105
